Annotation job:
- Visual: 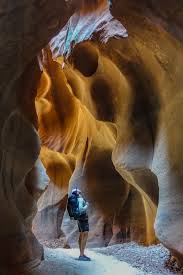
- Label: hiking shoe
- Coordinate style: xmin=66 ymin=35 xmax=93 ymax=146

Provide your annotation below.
xmin=83 ymin=255 xmax=91 ymax=261
xmin=78 ymin=255 xmax=91 ymax=261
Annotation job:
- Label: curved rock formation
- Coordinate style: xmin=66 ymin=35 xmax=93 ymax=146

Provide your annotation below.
xmin=34 ymin=43 xmax=158 ymax=248
xmin=110 ymin=0 xmax=183 ymax=265
xmin=34 ymin=54 xmax=129 ymax=247
xmin=0 ymin=110 xmax=49 ymax=274
xmin=33 ymin=147 xmax=75 ymax=240
xmin=34 ymin=0 xmax=183 ymax=265
xmin=0 ymin=0 xmax=183 ymax=273
xmin=0 ymin=1 xmax=77 ymax=273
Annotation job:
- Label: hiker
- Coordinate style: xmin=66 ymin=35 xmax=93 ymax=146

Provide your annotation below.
xmin=67 ymin=188 xmax=91 ymax=261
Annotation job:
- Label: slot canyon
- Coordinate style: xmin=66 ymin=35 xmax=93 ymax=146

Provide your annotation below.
xmin=0 ymin=0 xmax=183 ymax=274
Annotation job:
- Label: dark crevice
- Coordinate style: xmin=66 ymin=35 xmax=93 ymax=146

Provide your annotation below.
xmin=91 ymin=78 xmax=115 ymax=122
xmin=70 ymin=42 xmax=99 ymax=77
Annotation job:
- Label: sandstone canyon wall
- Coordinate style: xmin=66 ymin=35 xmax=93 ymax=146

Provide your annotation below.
xmin=0 ymin=0 xmax=77 ymax=274
xmin=0 ymin=0 xmax=183 ymax=274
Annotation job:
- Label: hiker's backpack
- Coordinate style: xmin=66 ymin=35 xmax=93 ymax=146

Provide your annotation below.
xmin=67 ymin=194 xmax=81 ymax=220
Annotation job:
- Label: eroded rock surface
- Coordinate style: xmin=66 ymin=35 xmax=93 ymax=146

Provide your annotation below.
xmin=34 ymin=0 xmax=183 ymax=266
xmin=34 ymin=43 xmax=158 ymax=248
xmin=0 ymin=0 xmax=183 ymax=273
xmin=0 ymin=0 xmax=78 ymax=273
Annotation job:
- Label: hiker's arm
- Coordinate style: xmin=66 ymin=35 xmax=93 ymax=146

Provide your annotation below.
xmin=78 ymin=198 xmax=88 ymax=212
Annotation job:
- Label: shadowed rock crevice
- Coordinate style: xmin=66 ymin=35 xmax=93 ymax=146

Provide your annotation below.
xmin=91 ymin=78 xmax=115 ymax=122
xmin=71 ymin=42 xmax=99 ymax=77
xmin=127 ymin=61 xmax=161 ymax=148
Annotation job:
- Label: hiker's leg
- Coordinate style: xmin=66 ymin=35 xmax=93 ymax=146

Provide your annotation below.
xmin=80 ymin=231 xmax=88 ymax=256
xmin=79 ymin=232 xmax=82 ymax=255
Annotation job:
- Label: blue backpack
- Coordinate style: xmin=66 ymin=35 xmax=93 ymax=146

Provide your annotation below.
xmin=67 ymin=194 xmax=81 ymax=220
